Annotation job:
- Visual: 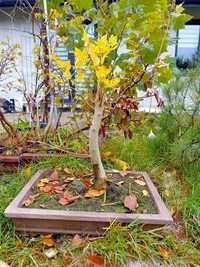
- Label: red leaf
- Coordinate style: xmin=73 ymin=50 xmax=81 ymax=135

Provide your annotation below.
xmin=53 ymin=185 xmax=63 ymax=194
xmin=58 ymin=191 xmax=79 ymax=206
xmin=81 ymin=178 xmax=94 ymax=188
xmin=23 ymin=195 xmax=36 ymax=207
xmin=124 ymin=194 xmax=138 ymax=211
xmin=42 ymin=185 xmax=52 ymax=193
xmin=87 ymin=255 xmax=109 ymax=267
xmin=58 ymin=198 xmax=70 ymax=206
xmin=50 ymin=181 xmax=60 ymax=186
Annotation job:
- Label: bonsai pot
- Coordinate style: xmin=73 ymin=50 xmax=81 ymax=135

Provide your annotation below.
xmin=0 ymin=155 xmax=20 ymax=173
xmin=5 ymin=169 xmax=173 ymax=235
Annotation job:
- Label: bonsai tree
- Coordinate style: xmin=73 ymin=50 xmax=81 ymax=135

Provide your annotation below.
xmin=50 ymin=0 xmax=191 ymax=190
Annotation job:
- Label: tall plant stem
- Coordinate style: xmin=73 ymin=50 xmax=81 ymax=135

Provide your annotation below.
xmin=89 ymin=89 xmax=107 ymax=190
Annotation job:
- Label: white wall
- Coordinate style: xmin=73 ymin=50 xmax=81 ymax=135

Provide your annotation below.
xmin=0 ymin=8 xmax=37 ymax=110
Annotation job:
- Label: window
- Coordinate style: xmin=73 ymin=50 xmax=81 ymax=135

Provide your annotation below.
xmin=176 ymin=25 xmax=200 ymax=59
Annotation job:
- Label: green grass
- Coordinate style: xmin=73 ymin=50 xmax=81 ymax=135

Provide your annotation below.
xmin=0 ymin=135 xmax=200 ymax=266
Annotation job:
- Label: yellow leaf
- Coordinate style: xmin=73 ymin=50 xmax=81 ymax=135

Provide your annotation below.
xmin=51 ymin=54 xmax=65 ymax=68
xmin=24 ymin=167 xmax=32 ymax=177
xmin=95 ymin=66 xmax=112 ymax=81
xmin=85 ymin=188 xmax=105 ymax=198
xmin=112 ymin=158 xmax=129 ymax=171
xmin=37 ymin=178 xmax=49 ymax=188
xmin=83 ymin=32 xmax=90 ymax=44
xmin=103 ymin=77 xmax=120 ymax=88
xmin=102 ymin=151 xmax=112 ymax=157
xmin=157 ymin=246 xmax=169 ymax=259
xmin=171 ymin=169 xmax=176 ymax=177
xmin=164 ymin=189 xmax=170 ymax=197
xmin=41 ymin=178 xmax=49 ymax=184
xmin=142 ymin=189 xmax=149 ymax=197
xmin=74 ymin=47 xmax=88 ymax=69
xmin=77 ymin=71 xmax=85 ymax=81
xmin=41 ymin=235 xmax=56 ymax=247
xmin=135 ymin=179 xmax=146 ymax=186
xmin=108 ymin=35 xmax=118 ymax=49
xmin=55 ymin=96 xmax=63 ymax=106
xmin=63 ymin=168 xmax=71 ymax=174
xmin=52 ymin=55 xmax=71 ymax=80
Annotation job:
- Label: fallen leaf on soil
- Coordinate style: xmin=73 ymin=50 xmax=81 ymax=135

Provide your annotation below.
xmin=134 ymin=179 xmax=146 ymax=186
xmin=49 ymin=170 xmax=59 ymax=181
xmin=24 ymin=167 xmax=32 ymax=177
xmin=85 ymin=188 xmax=105 ymax=198
xmin=64 ymin=177 xmax=75 ymax=183
xmin=112 ymin=158 xmax=129 ymax=171
xmin=63 ymin=191 xmax=78 ymax=200
xmin=157 ymin=246 xmax=169 ymax=259
xmin=102 ymin=151 xmax=112 ymax=157
xmin=87 ymin=255 xmax=109 ymax=267
xmin=37 ymin=178 xmax=49 ymax=188
xmin=124 ymin=194 xmax=139 ymax=211
xmin=50 ymin=181 xmax=60 ymax=186
xmin=81 ymin=178 xmax=94 ymax=188
xmin=63 ymin=167 xmax=72 ymax=174
xmin=142 ymin=190 xmax=149 ymax=197
xmin=72 ymin=234 xmax=83 ymax=248
xmin=41 ymin=185 xmax=52 ymax=193
xmin=58 ymin=192 xmax=79 ymax=206
xmin=23 ymin=195 xmax=36 ymax=207
xmin=44 ymin=248 xmax=58 ymax=259
xmin=58 ymin=198 xmax=70 ymax=206
xmin=40 ymin=204 xmax=47 ymax=208
xmin=164 ymin=189 xmax=170 ymax=197
xmin=0 ymin=261 xmax=10 ymax=267
xmin=41 ymin=235 xmax=56 ymax=247
xmin=41 ymin=178 xmax=49 ymax=184
xmin=53 ymin=185 xmax=64 ymax=194
xmin=171 ymin=169 xmax=177 ymax=177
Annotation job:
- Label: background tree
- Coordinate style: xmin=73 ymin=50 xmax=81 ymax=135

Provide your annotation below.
xmin=50 ymin=0 xmax=191 ymax=190
xmin=0 ymin=41 xmax=20 ymax=136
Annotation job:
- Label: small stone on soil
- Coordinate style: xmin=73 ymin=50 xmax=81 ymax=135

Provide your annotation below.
xmin=71 ymin=180 xmax=87 ymax=194
xmin=44 ymin=248 xmax=58 ymax=259
xmin=107 ymin=183 xmax=123 ymax=196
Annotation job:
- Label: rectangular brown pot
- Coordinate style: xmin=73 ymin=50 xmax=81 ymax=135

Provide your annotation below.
xmin=5 ymin=169 xmax=173 ymax=235
xmin=0 ymin=155 xmax=20 ymax=173
xmin=20 ymin=153 xmax=56 ymax=162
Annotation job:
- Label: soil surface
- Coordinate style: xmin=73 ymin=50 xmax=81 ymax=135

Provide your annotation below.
xmin=24 ymin=167 xmax=157 ymax=214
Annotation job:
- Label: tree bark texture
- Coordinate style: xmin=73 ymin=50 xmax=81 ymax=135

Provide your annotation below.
xmin=89 ymin=89 xmax=107 ymax=190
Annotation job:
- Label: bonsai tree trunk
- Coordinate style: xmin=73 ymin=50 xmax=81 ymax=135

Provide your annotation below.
xmin=89 ymin=88 xmax=107 ymax=190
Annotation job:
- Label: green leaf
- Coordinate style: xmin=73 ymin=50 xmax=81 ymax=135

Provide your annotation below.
xmin=173 ymin=14 xmax=192 ymax=30
xmin=115 ymin=53 xmax=132 ymax=65
xmin=158 ymin=67 xmax=173 ymax=83
xmin=69 ymin=0 xmax=93 ymax=12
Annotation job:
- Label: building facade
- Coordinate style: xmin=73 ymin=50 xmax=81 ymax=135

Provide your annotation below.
xmin=0 ymin=0 xmax=200 ymax=111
